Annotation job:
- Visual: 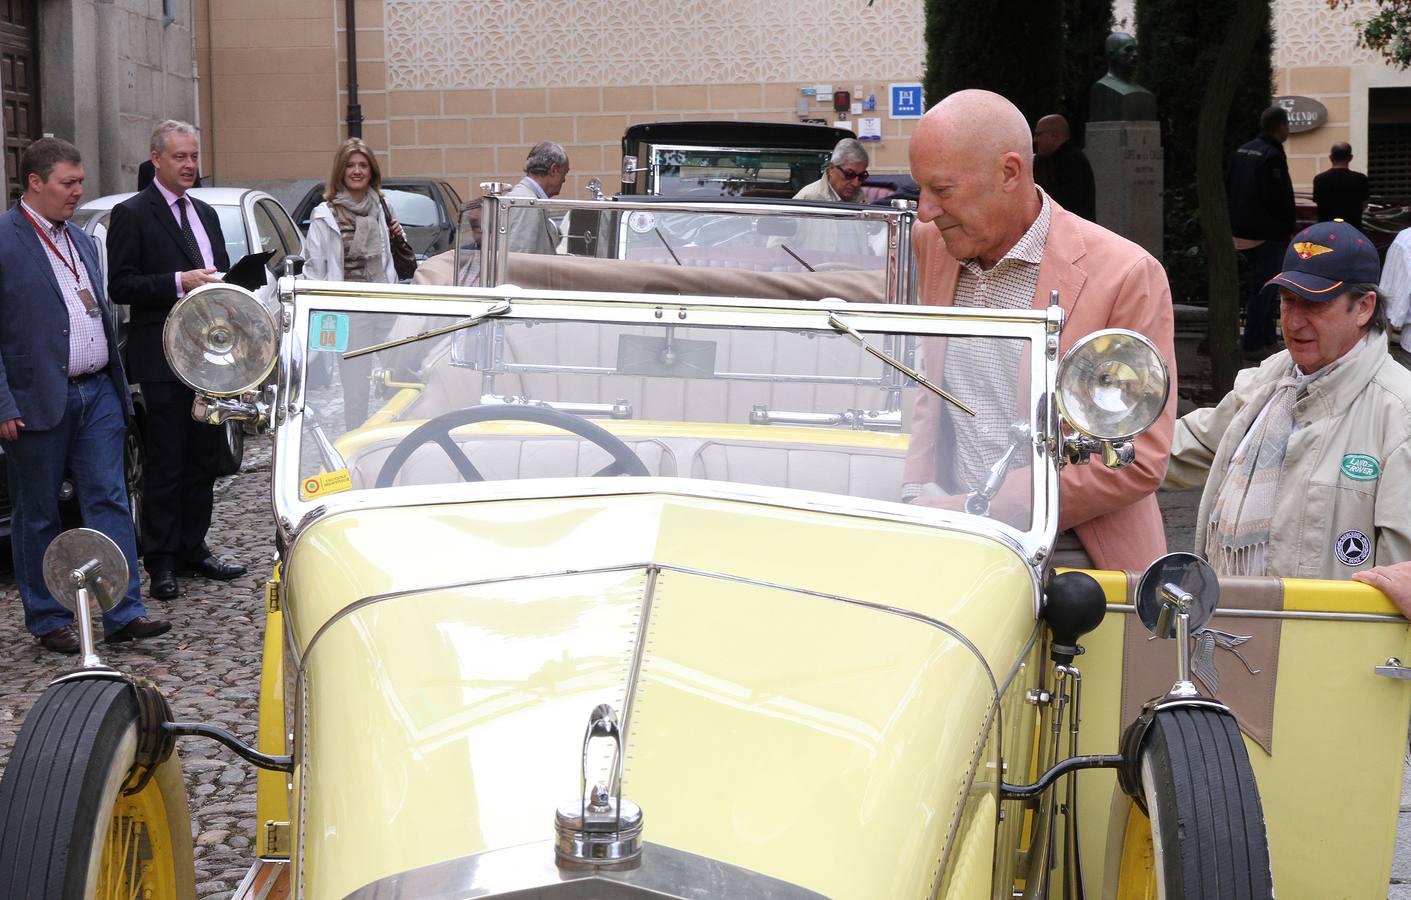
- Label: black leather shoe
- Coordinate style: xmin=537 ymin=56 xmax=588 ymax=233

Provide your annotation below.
xmin=38 ymin=625 xmax=80 ymax=655
xmin=179 ymin=556 xmax=247 ymax=581
xmin=149 ymin=570 xmax=179 ymax=600
xmin=104 ymin=616 xmax=172 ymax=644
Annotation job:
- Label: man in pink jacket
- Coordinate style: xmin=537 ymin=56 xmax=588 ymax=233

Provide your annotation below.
xmin=902 ymin=89 xmax=1176 ymax=571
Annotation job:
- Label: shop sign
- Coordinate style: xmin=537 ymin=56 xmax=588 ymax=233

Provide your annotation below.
xmin=1275 ymin=95 xmax=1328 ymax=133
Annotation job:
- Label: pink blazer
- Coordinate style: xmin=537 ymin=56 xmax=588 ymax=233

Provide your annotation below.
xmin=904 ymin=200 xmax=1177 ymax=570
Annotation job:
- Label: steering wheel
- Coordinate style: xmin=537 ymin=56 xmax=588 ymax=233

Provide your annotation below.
xmin=375 ymin=404 xmax=649 ymax=488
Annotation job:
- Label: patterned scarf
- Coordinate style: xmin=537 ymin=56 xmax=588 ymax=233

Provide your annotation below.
xmin=328 ymin=190 xmax=387 ymax=283
xmin=1206 ymin=363 xmax=1327 ymax=575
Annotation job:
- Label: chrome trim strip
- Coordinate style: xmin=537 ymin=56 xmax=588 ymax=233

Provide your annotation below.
xmin=296 ymin=560 xmax=1001 ymax=697
xmin=1105 ymin=602 xmax=1406 ymax=624
xmin=342 ymin=839 xmax=828 ymax=899
xmin=618 ymin=564 xmax=659 ymax=748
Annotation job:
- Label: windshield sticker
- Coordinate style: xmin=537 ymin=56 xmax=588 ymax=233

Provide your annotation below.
xmin=302 ymin=469 xmax=352 ymax=500
xmin=311 ymin=313 xmax=350 ymax=352
xmin=627 ymin=211 xmax=656 ymax=234
xmin=1335 ymin=529 xmax=1371 ymax=566
xmin=1340 ymin=454 xmax=1380 ymax=481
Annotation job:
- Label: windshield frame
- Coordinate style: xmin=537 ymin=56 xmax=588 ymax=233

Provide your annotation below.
xmin=275 ymin=278 xmax=1062 ymax=567
xmin=473 ymin=195 xmax=916 ymax=305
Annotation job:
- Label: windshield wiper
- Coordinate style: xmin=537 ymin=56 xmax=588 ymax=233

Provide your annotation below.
xmin=343 ymin=300 xmax=512 ymax=360
xmin=827 ymin=313 xmax=976 ymax=417
xmin=653 ymin=227 xmax=683 ymax=266
xmin=778 ymin=242 xmax=816 ymax=272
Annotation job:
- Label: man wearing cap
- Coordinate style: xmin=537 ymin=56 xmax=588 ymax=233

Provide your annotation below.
xmin=1167 ymin=221 xmax=1411 ymax=578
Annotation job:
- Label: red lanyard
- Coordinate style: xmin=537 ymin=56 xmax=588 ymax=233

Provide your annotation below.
xmin=19 ymin=204 xmax=81 ymax=283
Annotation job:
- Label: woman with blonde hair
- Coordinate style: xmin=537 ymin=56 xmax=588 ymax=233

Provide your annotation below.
xmin=305 ymin=138 xmax=405 ymax=428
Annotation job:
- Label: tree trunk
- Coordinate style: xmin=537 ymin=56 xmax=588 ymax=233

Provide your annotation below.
xmin=1197 ymin=0 xmax=1270 ymax=394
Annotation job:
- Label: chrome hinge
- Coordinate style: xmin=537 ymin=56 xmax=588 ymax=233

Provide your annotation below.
xmin=1375 ymin=657 xmax=1411 ymax=680
xmin=1025 ymin=689 xmax=1051 ymax=706
xmin=265 ymin=580 xmax=280 ymax=614
xmin=261 ymin=820 xmax=291 ymax=857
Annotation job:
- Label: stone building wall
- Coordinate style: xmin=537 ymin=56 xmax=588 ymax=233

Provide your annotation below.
xmin=38 ymin=0 xmax=196 ymax=197
xmin=199 ymin=0 xmax=928 ymax=202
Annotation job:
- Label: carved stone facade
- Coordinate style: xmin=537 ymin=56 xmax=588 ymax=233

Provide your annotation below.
xmin=383 ymin=0 xmax=924 ymax=91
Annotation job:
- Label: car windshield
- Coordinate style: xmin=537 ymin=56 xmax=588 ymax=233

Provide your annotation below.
xmin=384 ymin=188 xmax=439 ymax=227
xmin=483 ymin=202 xmax=896 ymax=300
xmin=293 ymin=302 xmax=1041 ymax=536
xmin=651 ymin=147 xmax=832 ymax=198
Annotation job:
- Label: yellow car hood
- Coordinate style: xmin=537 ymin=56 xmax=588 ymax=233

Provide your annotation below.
xmin=285 ymin=494 xmax=1037 ymax=900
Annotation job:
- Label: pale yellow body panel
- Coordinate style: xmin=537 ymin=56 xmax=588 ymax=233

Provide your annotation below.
xmin=282 ymin=493 xmax=1038 ymax=899
xmin=1075 ymin=572 xmax=1411 ymax=899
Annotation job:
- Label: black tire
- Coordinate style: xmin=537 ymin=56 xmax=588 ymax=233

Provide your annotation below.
xmin=0 ymin=679 xmax=194 ymax=900
xmin=1118 ymin=707 xmax=1273 ymax=899
xmin=215 ymin=420 xmax=246 ymax=477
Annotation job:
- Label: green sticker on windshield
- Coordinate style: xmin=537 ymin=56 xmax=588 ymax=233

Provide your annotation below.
xmin=1341 ymin=453 xmax=1380 ymax=481
xmin=310 ymin=313 xmax=349 ymax=352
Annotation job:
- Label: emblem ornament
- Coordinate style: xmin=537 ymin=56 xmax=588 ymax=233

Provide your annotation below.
xmin=1335 ymin=529 xmax=1371 ymax=566
xmin=1293 ymin=241 xmax=1333 ymax=259
xmin=1341 ymin=453 xmax=1380 ymax=481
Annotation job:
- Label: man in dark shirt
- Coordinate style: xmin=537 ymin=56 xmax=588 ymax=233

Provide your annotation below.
xmin=1313 ymin=142 xmax=1370 ymax=230
xmin=1033 ymin=114 xmax=1096 ymax=221
xmin=1227 ymin=106 xmax=1296 ymax=354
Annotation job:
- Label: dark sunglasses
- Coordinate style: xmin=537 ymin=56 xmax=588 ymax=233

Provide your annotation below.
xmin=835 ymin=166 xmax=869 ymax=181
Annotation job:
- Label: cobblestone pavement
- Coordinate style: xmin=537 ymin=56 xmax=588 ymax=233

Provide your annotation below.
xmin=0 ymin=451 xmax=1402 ymax=896
xmin=0 ymin=436 xmax=275 ymax=898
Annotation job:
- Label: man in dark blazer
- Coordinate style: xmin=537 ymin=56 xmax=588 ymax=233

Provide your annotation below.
xmin=108 ymin=120 xmax=247 ymax=600
xmin=0 ymin=137 xmax=170 ymax=652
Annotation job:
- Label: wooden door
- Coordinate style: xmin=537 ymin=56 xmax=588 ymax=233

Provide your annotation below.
xmin=0 ymin=0 xmax=39 ymax=204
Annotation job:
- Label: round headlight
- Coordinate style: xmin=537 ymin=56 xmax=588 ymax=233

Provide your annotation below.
xmin=162 ymin=284 xmax=278 ymax=397
xmin=1057 ymin=329 xmax=1169 ymax=441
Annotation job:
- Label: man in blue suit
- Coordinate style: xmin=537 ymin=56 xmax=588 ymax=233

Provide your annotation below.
xmin=0 ymin=137 xmax=170 ymax=653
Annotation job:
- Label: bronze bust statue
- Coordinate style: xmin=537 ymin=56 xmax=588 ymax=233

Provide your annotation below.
xmin=1089 ymin=32 xmax=1157 ymax=122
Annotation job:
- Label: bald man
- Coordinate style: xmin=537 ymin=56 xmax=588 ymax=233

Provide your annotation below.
xmin=902 ymin=89 xmax=1177 ymax=571
xmin=1033 ymin=114 xmax=1095 ymax=221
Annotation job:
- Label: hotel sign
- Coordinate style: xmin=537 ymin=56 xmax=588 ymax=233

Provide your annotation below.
xmin=1274 ymin=95 xmax=1329 ymax=133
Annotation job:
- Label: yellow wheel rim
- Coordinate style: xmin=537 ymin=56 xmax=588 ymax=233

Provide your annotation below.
xmin=1114 ymin=801 xmax=1158 ymax=900
xmin=94 ymin=776 xmax=180 ymax=900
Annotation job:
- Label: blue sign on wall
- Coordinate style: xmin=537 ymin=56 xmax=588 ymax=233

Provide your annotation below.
xmin=889 ymin=83 xmax=924 ymax=119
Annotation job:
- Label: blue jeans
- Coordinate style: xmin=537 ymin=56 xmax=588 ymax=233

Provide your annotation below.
xmin=7 ymin=374 xmax=147 ymax=637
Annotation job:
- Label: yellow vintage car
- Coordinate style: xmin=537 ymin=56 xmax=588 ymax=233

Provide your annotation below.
xmin=0 ymin=193 xmax=1405 ymax=900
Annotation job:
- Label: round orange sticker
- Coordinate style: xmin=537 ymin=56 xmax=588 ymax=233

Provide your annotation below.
xmin=304 ymin=478 xmax=320 ymax=495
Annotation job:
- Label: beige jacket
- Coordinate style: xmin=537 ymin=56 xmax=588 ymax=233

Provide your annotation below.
xmin=1167 ymin=330 xmax=1411 ymax=578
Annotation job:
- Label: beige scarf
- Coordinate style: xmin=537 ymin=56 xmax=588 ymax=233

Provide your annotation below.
xmin=1206 ymin=363 xmax=1328 ymax=575
xmin=328 ymin=190 xmax=388 ymax=283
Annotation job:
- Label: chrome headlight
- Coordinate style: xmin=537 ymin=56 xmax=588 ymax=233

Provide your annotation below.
xmin=1057 ymin=329 xmax=1169 ymax=441
xmin=162 ymin=284 xmax=279 ymax=398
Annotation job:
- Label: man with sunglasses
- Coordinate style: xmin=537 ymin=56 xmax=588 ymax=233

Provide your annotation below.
xmin=795 ymin=139 xmax=870 ymax=204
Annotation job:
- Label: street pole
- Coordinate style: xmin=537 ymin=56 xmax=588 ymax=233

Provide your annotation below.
xmin=344 ymin=0 xmax=363 ymax=139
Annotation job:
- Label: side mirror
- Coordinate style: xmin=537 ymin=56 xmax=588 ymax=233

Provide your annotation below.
xmin=1136 ymin=552 xmax=1220 ymax=698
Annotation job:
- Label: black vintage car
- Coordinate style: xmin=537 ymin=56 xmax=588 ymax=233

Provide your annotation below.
xmin=619 ymin=120 xmax=858 ymax=198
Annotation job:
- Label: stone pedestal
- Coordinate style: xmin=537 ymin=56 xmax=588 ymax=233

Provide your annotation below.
xmin=1086 ymin=120 xmax=1163 ymax=260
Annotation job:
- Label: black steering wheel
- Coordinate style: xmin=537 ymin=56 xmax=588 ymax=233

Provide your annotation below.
xmin=375 ymin=404 xmax=649 ymax=488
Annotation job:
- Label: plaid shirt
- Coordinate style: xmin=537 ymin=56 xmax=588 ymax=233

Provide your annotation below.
xmin=20 ymin=199 xmax=108 ymax=376
xmin=939 ymin=192 xmax=1052 ymax=489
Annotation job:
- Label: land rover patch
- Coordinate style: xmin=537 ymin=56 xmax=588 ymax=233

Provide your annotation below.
xmin=1340 ymin=453 xmax=1380 ymax=481
xmin=1335 ymin=529 xmax=1371 ymax=566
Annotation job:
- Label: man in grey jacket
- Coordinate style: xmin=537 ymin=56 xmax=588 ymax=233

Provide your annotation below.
xmin=505 ymin=141 xmax=570 ymax=255
xmin=1167 ymin=221 xmax=1411 ymax=579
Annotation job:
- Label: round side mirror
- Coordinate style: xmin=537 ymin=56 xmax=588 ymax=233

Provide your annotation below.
xmin=1057 ymin=329 xmax=1169 ymax=441
xmin=162 ymin=284 xmax=279 ymax=397
xmin=42 ymin=528 xmax=128 ymax=614
xmin=1136 ymin=551 xmax=1219 ymax=639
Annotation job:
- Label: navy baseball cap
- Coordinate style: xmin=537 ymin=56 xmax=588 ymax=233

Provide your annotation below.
xmin=1266 ymin=220 xmax=1381 ymax=302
